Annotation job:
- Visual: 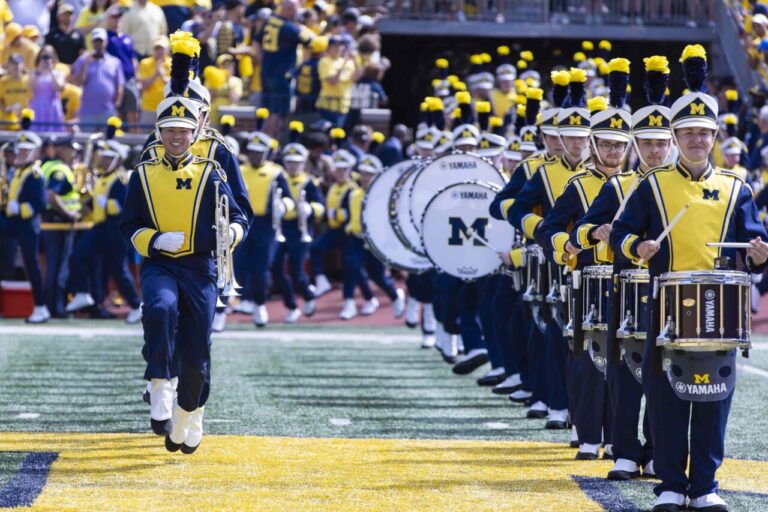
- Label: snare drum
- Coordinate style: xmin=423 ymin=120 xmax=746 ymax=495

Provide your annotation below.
xmin=522 ymin=245 xmax=546 ymax=302
xmin=421 ymin=180 xmax=513 ymax=280
xmin=656 ymin=270 xmax=751 ymax=351
xmin=582 ymin=265 xmax=613 ymax=331
xmin=616 ymin=268 xmax=650 ymax=340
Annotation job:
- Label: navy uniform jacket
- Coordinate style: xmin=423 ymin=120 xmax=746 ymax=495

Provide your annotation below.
xmin=489 ymin=153 xmax=554 ymax=221
xmin=376 ymin=137 xmax=404 ymax=168
xmin=240 ymin=160 xmax=295 ymax=233
xmin=281 ymin=171 xmax=325 ymax=239
xmin=325 ymin=179 xmax=357 ymax=231
xmin=610 ymin=162 xmax=768 ymax=277
xmin=535 ymin=166 xmax=613 ymax=268
xmin=91 ymin=169 xmax=129 ymax=227
xmin=141 ymin=128 xmax=254 ymax=226
xmin=508 ymin=156 xmax=587 ymax=240
xmin=119 ymin=154 xmax=247 ymax=276
xmin=4 ymin=162 xmax=46 ymax=230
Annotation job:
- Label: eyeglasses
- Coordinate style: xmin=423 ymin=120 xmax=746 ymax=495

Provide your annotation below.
xmin=597 ymin=141 xmax=627 ymax=152
xmin=41 ymin=55 xmax=53 ymax=61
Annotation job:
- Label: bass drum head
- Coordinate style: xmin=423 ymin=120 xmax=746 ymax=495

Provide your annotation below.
xmin=363 ymin=161 xmax=432 ymax=273
xmin=410 ymin=152 xmax=506 ymax=237
xmin=422 ymin=180 xmax=514 ymax=280
xmin=390 ymin=160 xmax=427 ymax=255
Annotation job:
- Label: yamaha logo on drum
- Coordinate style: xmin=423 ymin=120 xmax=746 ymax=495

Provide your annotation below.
xmin=448 ymin=217 xmax=489 ymax=246
xmin=440 ymin=160 xmax=478 ymax=170
xmin=705 ymin=289 xmax=716 ymax=333
xmin=451 ymin=191 xmax=489 ymax=200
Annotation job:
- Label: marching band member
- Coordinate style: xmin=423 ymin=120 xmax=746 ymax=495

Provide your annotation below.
xmin=610 ymin=45 xmax=768 ymax=512
xmin=66 ymin=134 xmax=143 ymax=324
xmin=342 ymin=153 xmax=405 ymax=319
xmin=0 ymin=109 xmax=48 ymax=323
xmin=272 ymin=136 xmax=324 ymax=324
xmin=571 ymin=54 xmax=674 ymax=479
xmin=489 ymin=71 xmax=567 ymax=400
xmin=507 ymin=68 xmax=590 ymax=422
xmin=236 ymin=111 xmax=294 ymax=327
xmin=538 ymin=58 xmax=634 ymax=456
xmin=120 ymin=94 xmax=247 ymax=453
xmin=40 ymin=135 xmax=81 ymax=318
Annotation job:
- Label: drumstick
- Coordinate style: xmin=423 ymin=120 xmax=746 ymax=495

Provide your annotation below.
xmin=466 ymin=228 xmax=500 ymax=253
xmin=596 ymin=175 xmax=641 ymax=252
xmin=706 ymin=242 xmax=751 ymax=249
xmin=637 ymin=203 xmax=690 ymax=265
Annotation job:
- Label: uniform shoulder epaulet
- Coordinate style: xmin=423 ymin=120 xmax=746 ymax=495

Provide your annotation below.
xmin=716 ymin=167 xmax=746 ymax=182
xmin=30 ymin=163 xmax=42 ymax=179
xmin=645 ymin=164 xmax=675 ymax=176
xmin=202 ymin=127 xmax=235 ymax=153
xmin=137 ymin=156 xmax=160 ymax=168
xmin=566 ymin=171 xmax=590 ymax=186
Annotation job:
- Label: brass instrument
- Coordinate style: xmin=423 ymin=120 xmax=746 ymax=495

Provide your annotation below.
xmin=297 ymin=188 xmax=313 ymax=243
xmin=214 ymin=180 xmax=241 ymax=307
xmin=272 ymin=185 xmax=286 ymax=243
xmin=74 ymin=133 xmax=103 ymax=195
xmin=0 ymin=142 xmax=10 ymax=211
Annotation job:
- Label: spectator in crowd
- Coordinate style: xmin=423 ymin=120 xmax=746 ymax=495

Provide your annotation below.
xmin=376 ymin=124 xmax=409 ymax=167
xmin=75 ymin=0 xmax=114 ymax=45
xmin=0 ymin=0 xmax=12 ymax=33
xmin=243 ymin=8 xmax=271 ymax=108
xmin=747 ymin=14 xmax=768 ymax=71
xmin=346 ymin=124 xmax=370 ymax=162
xmin=157 ymin=0 xmax=197 ymax=34
xmin=45 ymin=2 xmax=86 ymax=65
xmin=213 ymin=0 xmax=246 ymax=58
xmin=0 ymin=54 xmax=30 ymax=126
xmin=1 ymin=22 xmax=39 ymax=70
xmin=22 ymin=25 xmax=41 ymax=45
xmin=750 ymin=105 xmax=768 ymax=168
xmin=205 ymin=53 xmax=243 ymax=125
xmin=256 ymin=0 xmax=313 ymax=135
xmin=104 ymin=4 xmax=139 ymax=125
xmin=686 ymin=0 xmax=716 ymax=28
xmin=181 ymin=3 xmax=216 ymax=71
xmin=29 ymin=46 xmax=66 ymax=131
xmin=136 ymin=36 xmax=170 ymax=125
xmin=61 ymin=81 xmax=82 ymax=124
xmin=120 ymin=0 xmax=167 ymax=60
xmin=70 ymin=28 xmax=125 ymax=127
xmin=316 ymin=35 xmax=360 ymax=129
xmin=304 ymin=129 xmax=334 ymax=186
xmin=340 ymin=7 xmax=359 ymax=38
xmin=295 ymin=35 xmax=326 ymax=114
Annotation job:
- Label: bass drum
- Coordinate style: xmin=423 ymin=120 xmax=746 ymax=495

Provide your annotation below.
xmin=422 ymin=180 xmax=514 ymax=280
xmin=389 ymin=159 xmax=427 ymax=255
xmin=410 ymin=152 xmax=506 ymax=239
xmin=363 ymin=160 xmax=432 ymax=273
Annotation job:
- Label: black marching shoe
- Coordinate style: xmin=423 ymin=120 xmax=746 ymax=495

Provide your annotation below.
xmin=452 ymin=349 xmax=489 ymax=375
xmin=607 ymin=459 xmax=641 ymax=481
xmin=180 ymin=443 xmax=200 ymax=454
xmin=165 ymin=435 xmax=182 ymax=452
xmin=151 ymin=418 xmax=171 ymax=436
xmin=476 ymin=369 xmax=506 ymax=386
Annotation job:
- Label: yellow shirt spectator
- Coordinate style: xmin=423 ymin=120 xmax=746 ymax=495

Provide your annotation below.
xmin=316 ymin=42 xmax=359 ymax=114
xmin=1 ymin=23 xmax=39 ymax=71
xmin=0 ymin=61 xmax=29 ymax=125
xmin=137 ymin=55 xmax=171 ymax=112
xmin=75 ymin=3 xmax=108 ymax=50
xmin=61 ymin=83 xmax=82 ymax=121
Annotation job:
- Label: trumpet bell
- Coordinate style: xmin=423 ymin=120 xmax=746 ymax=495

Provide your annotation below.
xmin=216 ymin=297 xmax=226 ymax=308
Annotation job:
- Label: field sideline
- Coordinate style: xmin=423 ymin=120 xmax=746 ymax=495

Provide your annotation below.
xmin=1 ymin=321 xmax=768 ymax=511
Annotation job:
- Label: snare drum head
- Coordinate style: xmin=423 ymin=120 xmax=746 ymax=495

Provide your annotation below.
xmin=421 ymin=181 xmax=514 ymax=280
xmin=390 ymin=161 xmax=426 ymax=255
xmin=410 ymin=152 xmax=506 ymax=237
xmin=363 ymin=161 xmax=432 ymax=272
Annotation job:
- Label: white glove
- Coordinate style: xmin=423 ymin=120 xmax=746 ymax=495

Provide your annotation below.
xmin=154 ymin=232 xmax=185 ymax=252
xmin=96 ymin=195 xmax=107 ymax=208
xmin=276 ymin=199 xmax=287 ymax=218
xmin=327 ymin=208 xmax=336 ymax=221
xmin=7 ymin=200 xmax=19 ymax=216
xmin=301 ymin=202 xmax=313 ymax=217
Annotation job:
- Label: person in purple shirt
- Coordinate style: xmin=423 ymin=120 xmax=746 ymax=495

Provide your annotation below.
xmin=104 ymin=5 xmax=140 ymax=124
xmin=70 ymin=28 xmax=125 ymax=128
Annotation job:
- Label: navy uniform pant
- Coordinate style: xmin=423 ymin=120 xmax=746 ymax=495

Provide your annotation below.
xmin=431 ymin=272 xmax=461 ymax=335
xmin=608 ymin=359 xmax=653 ymax=464
xmin=479 ymin=274 xmax=504 ymax=368
xmin=70 ymin=223 xmax=140 ymax=309
xmin=310 ymin=228 xmax=345 ymax=277
xmin=527 ymin=318 xmax=548 ymax=405
xmin=0 ymin=217 xmax=44 ymax=305
xmin=493 ymin=279 xmax=530 ymax=385
xmin=643 ymin=295 xmax=731 ymax=499
xmin=545 ymin=319 xmax=569 ymax=411
xmin=141 ymin=261 xmax=216 ymax=412
xmin=343 ymin=236 xmax=398 ymax=301
xmin=457 ymin=279 xmax=486 ymax=353
xmin=272 ymin=238 xmax=314 ymax=310
xmin=572 ymin=346 xmax=611 ymax=444
xmin=406 ymin=271 xmax=435 ymax=335
xmin=235 ymin=225 xmax=278 ymax=305
xmin=42 ymin=230 xmax=73 ymax=317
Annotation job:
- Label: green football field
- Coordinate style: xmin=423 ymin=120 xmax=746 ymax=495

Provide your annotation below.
xmin=1 ymin=321 xmax=767 ymax=511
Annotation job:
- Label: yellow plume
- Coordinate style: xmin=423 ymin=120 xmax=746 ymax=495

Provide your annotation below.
xmin=456 ymin=91 xmax=471 ymax=105
xmin=520 ymin=50 xmax=534 ymax=62
xmin=551 ymin=70 xmax=570 ymax=86
xmin=497 ymin=46 xmax=510 ymax=56
xmin=573 ymin=52 xmax=586 ymax=63
xmin=608 ymin=58 xmax=630 ymax=74
xmin=372 ymin=131 xmax=385 ymax=144
xmin=582 ymin=41 xmax=594 ymax=51
xmin=435 ymin=58 xmax=449 ymax=69
xmin=489 ymin=116 xmax=503 ymax=128
xmin=725 ymin=89 xmax=739 ymax=101
xmin=256 ymin=108 xmax=269 ymax=119
xmin=644 ymin=55 xmax=670 ymax=74
xmin=599 ymin=40 xmax=612 ymax=51
xmin=587 ymin=96 xmax=608 ymax=113
xmin=289 ymin=120 xmax=304 ymax=133
xmin=476 ymin=101 xmax=491 ymax=114
xmin=569 ymin=67 xmax=587 ymax=82
xmin=330 ymin=128 xmax=346 ymax=139
xmin=220 ymin=115 xmax=235 ymax=126
xmin=21 ymin=108 xmax=34 ymax=120
xmin=107 ymin=116 xmax=122 ymax=128
xmin=680 ymin=44 xmax=707 ymax=62
xmin=526 ymin=87 xmax=543 ymax=101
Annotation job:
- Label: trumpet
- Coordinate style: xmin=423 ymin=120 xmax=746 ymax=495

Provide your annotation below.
xmin=214 ymin=181 xmax=241 ymax=307
xmin=272 ymin=185 xmax=286 ymax=243
xmin=74 ymin=133 xmax=103 ymax=195
xmin=297 ymin=188 xmax=313 ymax=243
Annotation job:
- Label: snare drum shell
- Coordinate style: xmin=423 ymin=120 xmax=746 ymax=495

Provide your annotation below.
xmin=618 ymin=269 xmax=650 ymax=339
xmin=582 ymin=265 xmax=613 ymax=331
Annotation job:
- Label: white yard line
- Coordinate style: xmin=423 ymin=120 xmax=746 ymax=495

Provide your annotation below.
xmin=0 ymin=325 xmax=420 ymax=344
xmin=739 ymin=363 xmax=768 ymax=380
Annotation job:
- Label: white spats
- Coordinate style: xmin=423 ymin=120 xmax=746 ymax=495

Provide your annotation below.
xmin=405 ymin=298 xmax=420 ymax=327
xmin=339 ymin=300 xmax=358 ymax=320
xmin=26 ymin=305 xmax=51 ymax=324
xmin=284 ymin=308 xmax=301 ymax=324
xmin=125 ymin=307 xmax=142 ymax=325
xmin=361 ymin=298 xmax=379 ymax=316
xmin=422 ymin=303 xmax=436 ymax=333
xmin=65 ymin=292 xmax=95 ymax=313
xmin=392 ymin=289 xmax=406 ymax=318
xmin=212 ymin=312 xmax=227 ymax=332
xmin=253 ymin=305 xmax=268 ymax=327
xmin=168 ymin=403 xmax=191 ymax=446
xmin=314 ymin=274 xmax=332 ymax=296
xmin=150 ymin=379 xmax=174 ymax=421
xmin=184 ymin=407 xmax=205 ymax=449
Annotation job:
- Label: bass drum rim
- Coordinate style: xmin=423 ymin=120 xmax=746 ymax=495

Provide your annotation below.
xmin=408 ymin=151 xmax=506 ymax=237
xmin=362 ymin=160 xmax=433 ymax=273
xmin=420 ymin=179 xmax=507 ymax=281
xmin=389 ymin=160 xmax=427 ymax=256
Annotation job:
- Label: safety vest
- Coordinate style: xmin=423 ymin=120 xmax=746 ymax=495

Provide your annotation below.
xmin=41 ymin=160 xmax=81 ymax=215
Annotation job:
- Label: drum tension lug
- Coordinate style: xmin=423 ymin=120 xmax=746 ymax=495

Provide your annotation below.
xmin=742 ymin=349 xmax=750 ymax=359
